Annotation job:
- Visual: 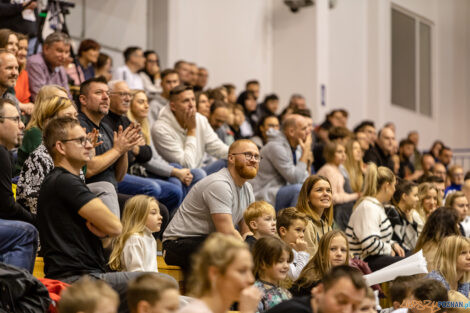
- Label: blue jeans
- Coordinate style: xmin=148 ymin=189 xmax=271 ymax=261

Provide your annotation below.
xmin=275 ymin=184 xmax=303 ymax=212
xmin=202 ymin=159 xmax=228 ymax=175
xmin=117 ymin=174 xmax=182 ymax=213
xmin=0 ymin=219 xmax=38 ymax=273
xmin=168 ymin=163 xmax=206 ymax=198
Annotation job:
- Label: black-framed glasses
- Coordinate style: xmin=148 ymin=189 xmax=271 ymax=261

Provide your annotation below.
xmin=61 ymin=136 xmax=91 ymax=146
xmin=110 ymin=91 xmax=131 ymax=98
xmin=0 ymin=115 xmax=21 ymax=124
xmin=230 ymin=152 xmax=262 ymax=162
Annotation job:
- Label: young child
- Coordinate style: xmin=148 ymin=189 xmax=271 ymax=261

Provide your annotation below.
xmin=58 ymin=276 xmax=119 ymax=313
xmin=243 ymin=201 xmax=277 ymax=249
xmin=109 ymin=195 xmax=162 ymax=272
xmin=358 ymin=287 xmax=378 ymax=313
xmin=380 ymin=276 xmax=417 ymax=313
xmin=276 ymin=207 xmax=310 ymax=280
xmin=290 ymin=230 xmax=349 ymax=297
xmin=127 ymin=273 xmax=180 ymax=313
xmin=253 ymin=236 xmax=293 ymax=312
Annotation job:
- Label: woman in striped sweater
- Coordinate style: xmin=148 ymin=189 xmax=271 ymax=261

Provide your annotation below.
xmin=346 ymin=163 xmax=404 ymax=271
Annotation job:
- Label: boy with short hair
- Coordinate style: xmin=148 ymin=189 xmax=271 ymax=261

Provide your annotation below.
xmin=276 ymin=207 xmax=309 ymax=280
xmin=243 ymin=201 xmax=277 ymax=248
xmin=127 ymin=273 xmax=180 ymax=313
xmin=58 ymin=276 xmax=119 ymax=313
xmin=380 ymin=276 xmax=417 ymax=313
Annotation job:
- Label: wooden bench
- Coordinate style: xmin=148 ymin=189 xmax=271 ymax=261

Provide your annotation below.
xmin=33 ymin=256 xmax=184 ymax=284
xmin=33 ymin=256 xmax=45 ymax=279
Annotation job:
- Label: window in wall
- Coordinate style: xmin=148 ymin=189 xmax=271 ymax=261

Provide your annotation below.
xmin=391 ymin=7 xmax=433 ymax=117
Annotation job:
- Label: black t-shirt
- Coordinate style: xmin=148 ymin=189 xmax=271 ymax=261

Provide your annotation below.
xmin=265 ymin=296 xmax=313 ymax=313
xmin=0 ymin=145 xmax=34 ymax=224
xmin=78 ymin=112 xmax=118 ymax=188
xmin=37 ymin=167 xmax=107 ymax=278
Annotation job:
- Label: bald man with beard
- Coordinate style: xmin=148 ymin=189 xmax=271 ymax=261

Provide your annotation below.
xmin=162 ymin=139 xmax=258 ymax=276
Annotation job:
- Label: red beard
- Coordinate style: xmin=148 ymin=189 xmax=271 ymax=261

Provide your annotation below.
xmin=235 ymin=161 xmax=258 ymax=179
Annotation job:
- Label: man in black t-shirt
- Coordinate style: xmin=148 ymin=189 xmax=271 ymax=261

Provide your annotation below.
xmin=37 ymin=117 xmax=150 ymax=313
xmin=77 ymin=76 xmax=141 ymax=189
xmin=0 ymin=98 xmax=38 ymax=273
xmin=265 ymin=266 xmax=367 ymax=313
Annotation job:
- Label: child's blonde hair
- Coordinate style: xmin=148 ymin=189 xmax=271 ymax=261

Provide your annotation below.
xmin=58 ymin=276 xmax=118 ymax=313
xmin=447 ymin=290 xmax=470 ymax=313
xmin=243 ymin=201 xmax=276 ymax=232
xmin=109 ymin=195 xmax=158 ymax=271
xmin=127 ymin=273 xmax=179 ymax=312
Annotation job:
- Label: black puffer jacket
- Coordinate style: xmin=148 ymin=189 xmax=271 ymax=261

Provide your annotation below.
xmin=0 ymin=262 xmax=50 ymax=313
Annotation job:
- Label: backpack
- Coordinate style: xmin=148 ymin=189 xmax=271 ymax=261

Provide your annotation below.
xmin=0 ymin=262 xmax=51 ymax=313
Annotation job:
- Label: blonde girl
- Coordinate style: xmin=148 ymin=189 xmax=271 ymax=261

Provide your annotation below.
xmin=346 ymin=163 xmax=403 ymax=271
xmin=445 ymin=191 xmax=469 ymax=236
xmin=109 ymin=195 xmax=162 ymax=272
xmin=416 ymin=182 xmax=441 ymax=222
xmin=296 ymin=175 xmax=334 ymax=256
xmin=427 ymin=235 xmax=470 ymax=297
xmin=127 ymin=90 xmax=151 ymax=145
xmin=290 ymin=230 xmax=350 ymax=297
xmin=253 ymin=236 xmax=293 ymax=312
xmin=17 ymin=88 xmax=73 ymax=168
xmin=180 ymin=233 xmax=262 ymax=313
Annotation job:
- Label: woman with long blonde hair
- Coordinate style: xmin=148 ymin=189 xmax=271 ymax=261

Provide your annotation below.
xmin=109 ymin=195 xmax=162 ymax=272
xmin=416 ymin=182 xmax=441 ymax=223
xmin=445 ymin=191 xmax=469 ymax=236
xmin=346 ymin=163 xmax=403 ymax=271
xmin=296 ymin=175 xmax=334 ymax=256
xmin=290 ymin=230 xmax=350 ymax=297
xmin=16 ymin=86 xmax=71 ymax=170
xmin=427 ymin=235 xmax=470 ymax=296
xmin=179 ymin=233 xmax=262 ymax=313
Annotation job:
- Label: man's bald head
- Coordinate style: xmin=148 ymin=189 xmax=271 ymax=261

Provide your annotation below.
xmin=282 ymin=114 xmax=303 ymax=132
xmin=229 ymin=139 xmax=258 ymax=155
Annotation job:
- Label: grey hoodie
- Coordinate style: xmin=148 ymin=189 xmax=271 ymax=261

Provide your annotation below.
xmin=251 ymin=130 xmax=309 ymax=205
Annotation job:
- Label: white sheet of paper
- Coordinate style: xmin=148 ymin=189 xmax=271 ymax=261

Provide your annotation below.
xmin=363 ymin=250 xmax=428 ymax=286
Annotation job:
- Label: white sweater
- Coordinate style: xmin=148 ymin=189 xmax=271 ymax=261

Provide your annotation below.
xmin=152 ymin=104 xmax=228 ymax=169
xmin=121 ymin=228 xmax=158 ymax=272
xmin=288 ymin=249 xmax=310 ymax=280
xmin=346 ymin=197 xmax=395 ymax=259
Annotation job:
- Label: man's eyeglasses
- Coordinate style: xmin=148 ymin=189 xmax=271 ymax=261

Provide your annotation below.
xmin=0 ymin=116 xmax=21 ymax=124
xmin=61 ymin=136 xmax=92 ymax=146
xmin=110 ymin=91 xmax=132 ymax=98
xmin=230 ymin=152 xmax=262 ymax=162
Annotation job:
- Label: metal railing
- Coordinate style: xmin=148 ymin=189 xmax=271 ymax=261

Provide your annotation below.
xmin=452 ymin=148 xmax=470 ymax=171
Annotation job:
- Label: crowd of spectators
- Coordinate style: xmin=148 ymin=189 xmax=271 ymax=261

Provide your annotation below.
xmin=1 ymin=21 xmax=470 ymax=313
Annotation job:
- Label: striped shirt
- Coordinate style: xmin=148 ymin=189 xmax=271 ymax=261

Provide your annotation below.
xmin=346 ymin=197 xmax=395 ymax=259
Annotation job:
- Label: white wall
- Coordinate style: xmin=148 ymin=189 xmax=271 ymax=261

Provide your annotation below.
xmin=272 ymin=2 xmax=317 ymax=115
xmin=67 ymin=0 xmax=148 ymax=67
xmin=166 ymin=0 xmax=273 ymax=96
